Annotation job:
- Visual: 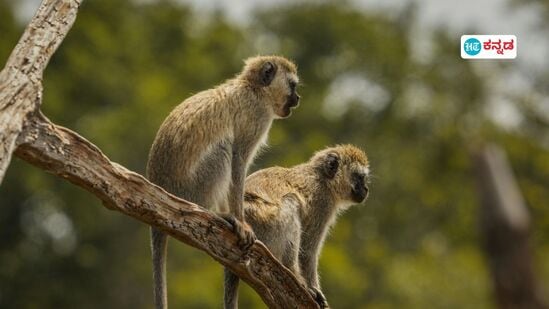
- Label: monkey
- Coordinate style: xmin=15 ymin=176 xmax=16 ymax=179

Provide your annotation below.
xmin=146 ymin=55 xmax=300 ymax=309
xmin=224 ymin=144 xmax=370 ymax=309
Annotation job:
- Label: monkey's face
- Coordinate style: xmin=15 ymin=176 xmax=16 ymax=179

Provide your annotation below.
xmin=257 ymin=62 xmax=299 ymax=118
xmin=334 ymin=163 xmax=369 ymax=208
xmin=282 ymin=75 xmax=301 ymax=118
xmin=241 ymin=56 xmax=300 ymax=118
xmin=316 ymin=145 xmax=370 ymax=208
xmin=349 ymin=168 xmax=370 ymax=203
xmin=269 ymin=72 xmax=300 ymax=119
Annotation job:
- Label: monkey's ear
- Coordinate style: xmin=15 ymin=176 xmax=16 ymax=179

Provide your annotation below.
xmin=259 ymin=61 xmax=277 ymax=86
xmin=323 ymin=153 xmax=340 ymax=179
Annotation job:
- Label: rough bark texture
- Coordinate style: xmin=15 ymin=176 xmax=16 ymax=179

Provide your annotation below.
xmin=0 ymin=0 xmax=319 ymax=308
xmin=0 ymin=0 xmax=81 ymax=183
xmin=474 ymin=145 xmax=548 ymax=309
xmin=15 ymin=114 xmax=317 ymax=308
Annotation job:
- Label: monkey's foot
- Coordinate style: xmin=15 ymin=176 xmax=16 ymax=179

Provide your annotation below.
xmin=220 ymin=214 xmax=257 ymax=250
xmin=309 ymin=287 xmax=329 ymax=309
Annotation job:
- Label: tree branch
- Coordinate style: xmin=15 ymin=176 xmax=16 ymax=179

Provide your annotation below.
xmin=0 ymin=0 xmax=319 ymax=307
xmin=15 ymin=113 xmax=317 ymax=308
xmin=0 ymin=0 xmax=82 ymax=183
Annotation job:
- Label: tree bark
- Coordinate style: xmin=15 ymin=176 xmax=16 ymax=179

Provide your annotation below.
xmin=0 ymin=0 xmax=81 ymax=183
xmin=0 ymin=0 xmax=319 ymax=308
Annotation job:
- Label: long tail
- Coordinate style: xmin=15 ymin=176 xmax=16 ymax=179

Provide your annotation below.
xmin=151 ymin=227 xmax=168 ymax=309
xmin=224 ymin=268 xmax=240 ymax=309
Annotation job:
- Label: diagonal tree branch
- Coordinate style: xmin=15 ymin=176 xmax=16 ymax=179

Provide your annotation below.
xmin=0 ymin=0 xmax=319 ymax=308
xmin=15 ymin=113 xmax=318 ymax=308
xmin=0 ymin=0 xmax=82 ymax=183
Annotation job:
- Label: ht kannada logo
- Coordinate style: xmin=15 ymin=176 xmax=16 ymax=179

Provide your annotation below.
xmin=461 ymin=35 xmax=517 ymax=59
xmin=464 ymin=38 xmax=481 ymax=56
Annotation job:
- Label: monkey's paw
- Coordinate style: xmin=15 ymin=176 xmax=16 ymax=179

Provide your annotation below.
xmin=220 ymin=214 xmax=257 ymax=250
xmin=309 ymin=287 xmax=329 ymax=309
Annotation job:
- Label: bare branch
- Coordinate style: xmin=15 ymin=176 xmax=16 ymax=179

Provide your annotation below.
xmin=15 ymin=113 xmax=318 ymax=308
xmin=0 ymin=0 xmax=82 ymax=183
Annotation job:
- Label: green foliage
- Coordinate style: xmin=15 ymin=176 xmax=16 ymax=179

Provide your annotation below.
xmin=0 ymin=0 xmax=547 ymax=308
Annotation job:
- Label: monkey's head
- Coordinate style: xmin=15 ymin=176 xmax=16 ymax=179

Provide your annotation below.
xmin=241 ymin=55 xmax=300 ymax=118
xmin=312 ymin=145 xmax=370 ymax=208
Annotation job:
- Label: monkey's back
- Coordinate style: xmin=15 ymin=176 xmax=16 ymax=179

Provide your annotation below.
xmin=146 ymin=87 xmax=235 ymax=206
xmin=244 ymin=167 xmax=303 ymax=259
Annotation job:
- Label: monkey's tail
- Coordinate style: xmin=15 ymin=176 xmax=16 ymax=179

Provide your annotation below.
xmin=151 ymin=227 xmax=168 ymax=309
xmin=224 ymin=268 xmax=240 ymax=309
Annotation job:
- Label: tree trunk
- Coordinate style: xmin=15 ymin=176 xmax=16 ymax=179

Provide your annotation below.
xmin=474 ymin=144 xmax=548 ymax=309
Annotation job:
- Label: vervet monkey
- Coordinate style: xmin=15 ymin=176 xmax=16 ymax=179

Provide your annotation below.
xmin=224 ymin=145 xmax=370 ymax=309
xmin=146 ymin=55 xmax=300 ymax=309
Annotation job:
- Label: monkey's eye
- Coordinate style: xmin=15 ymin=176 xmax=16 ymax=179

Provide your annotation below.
xmin=289 ymin=80 xmax=297 ymax=91
xmin=352 ymin=172 xmax=365 ymax=184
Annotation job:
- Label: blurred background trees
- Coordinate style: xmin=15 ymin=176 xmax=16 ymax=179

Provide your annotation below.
xmin=0 ymin=0 xmax=547 ymax=308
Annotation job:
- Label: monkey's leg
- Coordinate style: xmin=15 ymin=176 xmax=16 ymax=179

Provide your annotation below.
xmin=281 ymin=222 xmax=328 ymax=308
xmin=283 ymin=246 xmax=325 ymax=307
xmin=226 ymin=153 xmax=257 ymax=248
xmin=223 ymin=268 xmax=240 ymax=309
xmin=151 ymin=227 xmax=169 ymax=309
xmin=280 ymin=217 xmax=303 ymax=283
xmin=300 ymin=253 xmax=330 ymax=308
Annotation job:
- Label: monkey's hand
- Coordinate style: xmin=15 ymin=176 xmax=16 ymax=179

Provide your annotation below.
xmin=309 ymin=287 xmax=329 ymax=309
xmin=220 ymin=214 xmax=257 ymax=250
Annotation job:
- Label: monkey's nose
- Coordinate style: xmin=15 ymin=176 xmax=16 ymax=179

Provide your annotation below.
xmin=288 ymin=94 xmax=300 ymax=108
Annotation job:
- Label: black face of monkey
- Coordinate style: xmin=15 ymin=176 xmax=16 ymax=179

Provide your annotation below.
xmin=350 ymin=172 xmax=369 ymax=203
xmin=312 ymin=145 xmax=369 ymax=207
xmin=281 ymin=79 xmax=300 ymax=117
